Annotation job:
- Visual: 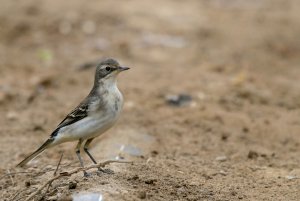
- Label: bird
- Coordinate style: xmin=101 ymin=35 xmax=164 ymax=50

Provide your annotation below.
xmin=16 ymin=58 xmax=130 ymax=176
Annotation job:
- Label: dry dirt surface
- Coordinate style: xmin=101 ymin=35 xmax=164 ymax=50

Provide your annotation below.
xmin=1 ymin=0 xmax=300 ymax=200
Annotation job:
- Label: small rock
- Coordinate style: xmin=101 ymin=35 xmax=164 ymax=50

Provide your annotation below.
xmin=138 ymin=191 xmax=147 ymax=199
xmin=260 ymin=153 xmax=267 ymax=158
xmin=166 ymin=94 xmax=192 ymax=107
xmin=33 ymin=124 xmax=45 ymax=132
xmin=25 ymin=180 xmax=31 ymax=187
xmin=151 ymin=150 xmax=159 ymax=156
xmin=177 ymin=187 xmax=186 ymax=194
xmin=202 ymin=173 xmax=213 ymax=180
xmin=231 ymin=191 xmax=237 ymax=196
xmin=248 ymin=150 xmax=259 ymax=159
xmin=219 ymin=170 xmax=227 ymax=176
xmin=221 ymin=133 xmax=229 ymax=141
xmin=242 ymin=127 xmax=249 ymax=133
xmin=215 ymin=156 xmax=227 ymax=162
xmin=30 ymin=75 xmax=54 ymax=88
xmin=145 ymin=178 xmax=157 ymax=185
xmin=68 ymin=181 xmax=77 ymax=189
xmin=285 ymin=175 xmax=298 ymax=180
xmin=128 ymin=175 xmax=139 ymax=181
xmin=99 ymin=181 xmax=109 ymax=185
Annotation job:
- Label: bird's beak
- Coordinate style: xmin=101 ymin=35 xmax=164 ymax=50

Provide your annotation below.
xmin=118 ymin=66 xmax=130 ymax=71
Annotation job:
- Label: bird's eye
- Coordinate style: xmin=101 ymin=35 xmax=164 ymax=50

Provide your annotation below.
xmin=105 ymin=67 xmax=111 ymax=71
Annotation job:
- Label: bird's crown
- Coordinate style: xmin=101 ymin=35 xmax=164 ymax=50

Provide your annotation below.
xmin=98 ymin=58 xmax=120 ymax=67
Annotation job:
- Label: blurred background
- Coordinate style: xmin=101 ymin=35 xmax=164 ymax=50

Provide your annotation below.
xmin=1 ymin=0 xmax=300 ymax=200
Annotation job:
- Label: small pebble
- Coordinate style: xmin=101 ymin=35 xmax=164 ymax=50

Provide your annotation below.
xmin=138 ymin=191 xmax=147 ymax=199
xmin=151 ymin=150 xmax=159 ymax=156
xmin=215 ymin=156 xmax=227 ymax=162
xmin=25 ymin=180 xmax=31 ymax=187
xmin=166 ymin=94 xmax=192 ymax=107
xmin=285 ymin=175 xmax=298 ymax=180
xmin=68 ymin=181 xmax=77 ymax=189
xmin=219 ymin=170 xmax=227 ymax=176
xmin=248 ymin=150 xmax=259 ymax=159
xmin=231 ymin=191 xmax=237 ymax=196
xmin=99 ymin=181 xmax=109 ymax=185
xmin=33 ymin=124 xmax=45 ymax=132
xmin=145 ymin=178 xmax=157 ymax=185
xmin=130 ymin=175 xmax=139 ymax=180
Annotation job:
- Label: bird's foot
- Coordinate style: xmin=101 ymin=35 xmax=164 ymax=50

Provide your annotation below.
xmin=97 ymin=167 xmax=114 ymax=175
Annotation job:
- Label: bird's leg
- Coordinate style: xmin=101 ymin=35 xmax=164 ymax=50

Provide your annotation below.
xmin=75 ymin=139 xmax=90 ymax=177
xmin=83 ymin=138 xmax=114 ymax=174
xmin=83 ymin=138 xmax=97 ymax=164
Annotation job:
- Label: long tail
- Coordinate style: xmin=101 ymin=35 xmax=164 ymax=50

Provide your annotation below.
xmin=16 ymin=138 xmax=54 ymax=167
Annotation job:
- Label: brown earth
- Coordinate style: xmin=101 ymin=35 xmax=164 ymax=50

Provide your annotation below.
xmin=1 ymin=0 xmax=300 ymax=200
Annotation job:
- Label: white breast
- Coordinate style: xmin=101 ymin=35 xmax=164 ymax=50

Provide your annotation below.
xmin=53 ymin=80 xmax=124 ymax=144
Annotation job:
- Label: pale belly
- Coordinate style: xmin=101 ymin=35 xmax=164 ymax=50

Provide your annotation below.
xmin=53 ymin=93 xmax=123 ymax=144
xmin=57 ymin=115 xmax=116 ymax=141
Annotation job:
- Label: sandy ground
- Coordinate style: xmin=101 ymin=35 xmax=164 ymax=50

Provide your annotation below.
xmin=1 ymin=0 xmax=300 ymax=200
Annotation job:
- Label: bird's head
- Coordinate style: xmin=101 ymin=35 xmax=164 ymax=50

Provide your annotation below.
xmin=95 ymin=58 xmax=129 ymax=83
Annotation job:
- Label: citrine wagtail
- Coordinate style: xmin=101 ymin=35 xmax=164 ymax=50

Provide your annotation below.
xmin=17 ymin=58 xmax=129 ymax=176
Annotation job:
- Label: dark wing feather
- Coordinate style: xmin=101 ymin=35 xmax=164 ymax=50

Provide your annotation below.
xmin=50 ymin=102 xmax=89 ymax=137
xmin=57 ymin=104 xmax=89 ymax=129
